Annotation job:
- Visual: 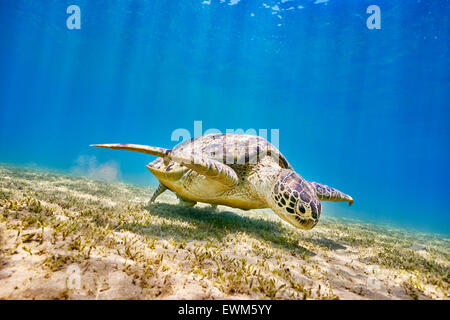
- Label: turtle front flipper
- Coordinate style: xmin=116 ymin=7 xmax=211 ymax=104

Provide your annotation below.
xmin=172 ymin=153 xmax=238 ymax=188
xmin=91 ymin=143 xmax=170 ymax=160
xmin=309 ymin=181 xmax=354 ymax=206
xmin=91 ymin=143 xmax=238 ymax=188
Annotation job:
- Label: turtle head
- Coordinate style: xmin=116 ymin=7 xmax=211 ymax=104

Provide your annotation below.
xmin=270 ymin=171 xmax=321 ymax=230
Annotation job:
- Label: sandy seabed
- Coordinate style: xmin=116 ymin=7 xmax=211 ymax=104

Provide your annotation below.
xmin=0 ymin=164 xmax=448 ymax=300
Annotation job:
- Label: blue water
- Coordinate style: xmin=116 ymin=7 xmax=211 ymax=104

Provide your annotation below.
xmin=0 ymin=0 xmax=448 ymax=235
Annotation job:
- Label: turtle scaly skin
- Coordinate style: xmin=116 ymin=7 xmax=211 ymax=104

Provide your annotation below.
xmin=91 ymin=133 xmax=353 ymax=230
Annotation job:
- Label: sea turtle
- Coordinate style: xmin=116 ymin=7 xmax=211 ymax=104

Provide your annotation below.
xmin=91 ymin=133 xmax=353 ymax=230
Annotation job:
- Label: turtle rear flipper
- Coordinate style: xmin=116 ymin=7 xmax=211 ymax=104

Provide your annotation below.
xmin=176 ymin=194 xmax=197 ymax=207
xmin=309 ymin=181 xmax=354 ymax=206
xmin=149 ymin=183 xmax=168 ymax=204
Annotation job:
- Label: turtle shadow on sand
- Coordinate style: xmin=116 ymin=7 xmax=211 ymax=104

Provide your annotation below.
xmin=311 ymin=237 xmax=347 ymax=251
xmin=124 ymin=203 xmax=316 ymax=257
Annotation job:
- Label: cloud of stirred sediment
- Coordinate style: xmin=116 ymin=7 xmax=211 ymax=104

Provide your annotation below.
xmin=71 ymin=155 xmax=121 ymax=182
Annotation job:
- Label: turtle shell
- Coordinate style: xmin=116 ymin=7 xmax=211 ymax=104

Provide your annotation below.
xmin=171 ymin=133 xmax=293 ymax=170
